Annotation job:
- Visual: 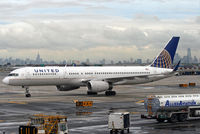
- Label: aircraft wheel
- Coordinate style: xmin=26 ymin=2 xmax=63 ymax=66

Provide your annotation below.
xmin=105 ymin=91 xmax=116 ymax=96
xmin=24 ymin=87 xmax=31 ymax=97
xmin=127 ymin=128 xmax=130 ymax=133
xmin=168 ymin=114 xmax=178 ymax=123
xmin=178 ymin=114 xmax=187 ymax=122
xmin=156 ymin=118 xmax=165 ymax=122
xmin=25 ymin=94 xmax=31 ymax=97
xmin=112 ymin=91 xmax=116 ymax=96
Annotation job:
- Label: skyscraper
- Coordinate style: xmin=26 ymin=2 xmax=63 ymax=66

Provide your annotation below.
xmin=36 ymin=52 xmax=42 ymax=64
xmin=187 ymin=48 xmax=192 ymax=64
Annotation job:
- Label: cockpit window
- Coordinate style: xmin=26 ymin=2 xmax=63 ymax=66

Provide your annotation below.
xmin=8 ymin=73 xmax=19 ymax=76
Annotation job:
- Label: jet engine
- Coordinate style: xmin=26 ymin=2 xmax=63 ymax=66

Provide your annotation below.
xmin=56 ymin=85 xmax=80 ymax=91
xmin=87 ymin=81 xmax=112 ymax=93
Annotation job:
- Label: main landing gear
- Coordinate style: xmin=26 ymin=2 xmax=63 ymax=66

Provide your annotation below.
xmin=22 ymin=86 xmax=31 ymax=97
xmin=105 ymin=91 xmax=116 ymax=96
xmin=105 ymin=84 xmax=116 ymax=96
xmin=87 ymin=91 xmax=116 ymax=96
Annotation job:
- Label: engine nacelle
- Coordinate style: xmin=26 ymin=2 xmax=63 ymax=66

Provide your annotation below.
xmin=87 ymin=81 xmax=112 ymax=93
xmin=56 ymin=85 xmax=80 ymax=91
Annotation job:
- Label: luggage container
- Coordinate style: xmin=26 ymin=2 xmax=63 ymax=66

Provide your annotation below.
xmin=108 ymin=112 xmax=130 ymax=134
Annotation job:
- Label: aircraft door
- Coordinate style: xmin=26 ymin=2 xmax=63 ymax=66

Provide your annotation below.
xmin=25 ymin=68 xmax=31 ymax=79
xmin=61 ymin=67 xmax=67 ymax=79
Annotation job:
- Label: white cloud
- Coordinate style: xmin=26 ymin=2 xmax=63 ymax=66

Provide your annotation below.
xmin=196 ymin=16 xmax=200 ymax=23
xmin=0 ymin=15 xmax=199 ymax=61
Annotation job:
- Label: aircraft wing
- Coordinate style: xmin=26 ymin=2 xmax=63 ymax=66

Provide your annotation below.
xmin=81 ymin=74 xmax=153 ymax=84
xmin=104 ymin=74 xmax=159 ymax=83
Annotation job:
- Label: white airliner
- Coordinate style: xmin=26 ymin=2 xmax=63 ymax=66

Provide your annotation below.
xmin=3 ymin=37 xmax=180 ymax=97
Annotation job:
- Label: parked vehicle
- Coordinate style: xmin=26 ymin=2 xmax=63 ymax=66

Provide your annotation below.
xmin=141 ymin=94 xmax=200 ymax=122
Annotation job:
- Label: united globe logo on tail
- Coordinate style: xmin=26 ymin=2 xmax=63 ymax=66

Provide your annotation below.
xmin=150 ymin=37 xmax=180 ymax=69
xmin=151 ymin=49 xmax=172 ymax=68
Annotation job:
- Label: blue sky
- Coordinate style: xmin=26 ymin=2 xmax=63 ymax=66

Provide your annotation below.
xmin=82 ymin=0 xmax=200 ymax=19
xmin=1 ymin=0 xmax=199 ymax=20
xmin=0 ymin=0 xmax=199 ymax=62
xmin=17 ymin=0 xmax=200 ymax=19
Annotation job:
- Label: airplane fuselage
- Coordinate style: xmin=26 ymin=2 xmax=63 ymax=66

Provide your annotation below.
xmin=3 ymin=66 xmax=173 ymax=87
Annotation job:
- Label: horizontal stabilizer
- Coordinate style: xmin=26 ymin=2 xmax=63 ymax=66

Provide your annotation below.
xmin=173 ymin=60 xmax=181 ymax=71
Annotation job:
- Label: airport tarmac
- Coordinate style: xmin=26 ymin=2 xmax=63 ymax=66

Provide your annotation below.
xmin=0 ymin=73 xmax=200 ymax=134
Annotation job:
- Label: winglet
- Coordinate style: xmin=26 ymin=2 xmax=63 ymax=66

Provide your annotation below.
xmin=173 ymin=60 xmax=181 ymax=71
xmin=150 ymin=37 xmax=180 ymax=68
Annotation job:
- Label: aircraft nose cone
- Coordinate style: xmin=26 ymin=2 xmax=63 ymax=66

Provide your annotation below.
xmin=2 ymin=77 xmax=9 ymax=84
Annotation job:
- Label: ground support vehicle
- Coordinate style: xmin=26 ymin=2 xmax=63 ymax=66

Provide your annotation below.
xmin=108 ymin=112 xmax=130 ymax=134
xmin=141 ymin=94 xmax=200 ymax=123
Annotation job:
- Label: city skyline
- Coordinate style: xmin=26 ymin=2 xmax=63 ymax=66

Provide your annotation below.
xmin=0 ymin=47 xmax=199 ymax=65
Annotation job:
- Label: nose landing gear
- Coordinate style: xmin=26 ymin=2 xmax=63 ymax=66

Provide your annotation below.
xmin=22 ymin=86 xmax=31 ymax=97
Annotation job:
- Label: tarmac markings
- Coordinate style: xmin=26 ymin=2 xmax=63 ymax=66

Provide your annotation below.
xmin=7 ymin=101 xmax=28 ymax=105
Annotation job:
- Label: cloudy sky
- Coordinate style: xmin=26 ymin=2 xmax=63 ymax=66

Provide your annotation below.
xmin=0 ymin=0 xmax=199 ymax=62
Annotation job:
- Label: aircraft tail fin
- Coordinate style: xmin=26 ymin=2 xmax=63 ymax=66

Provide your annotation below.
xmin=173 ymin=60 xmax=181 ymax=71
xmin=150 ymin=37 xmax=180 ymax=68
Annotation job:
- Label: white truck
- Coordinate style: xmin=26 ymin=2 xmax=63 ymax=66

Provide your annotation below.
xmin=108 ymin=112 xmax=130 ymax=134
xmin=141 ymin=94 xmax=200 ymax=123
